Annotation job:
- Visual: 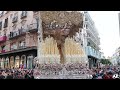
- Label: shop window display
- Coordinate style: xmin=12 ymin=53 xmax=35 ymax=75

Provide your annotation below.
xmin=20 ymin=55 xmax=26 ymax=69
xmin=15 ymin=56 xmax=20 ymax=68
xmin=10 ymin=56 xmax=14 ymax=69
xmin=27 ymin=55 xmax=33 ymax=69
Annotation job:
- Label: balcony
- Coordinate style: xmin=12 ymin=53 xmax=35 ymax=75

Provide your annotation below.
xmin=0 ymin=36 xmax=7 ymax=43
xmin=86 ymin=46 xmax=101 ymax=59
xmin=86 ymin=28 xmax=100 ymax=44
xmin=18 ymin=46 xmax=26 ymax=50
xmin=87 ymin=36 xmax=100 ymax=50
xmin=27 ymin=23 xmax=38 ymax=32
xmin=12 ymin=16 xmax=18 ymax=23
xmin=21 ymin=12 xmax=27 ymax=19
xmin=1 ymin=50 xmax=6 ymax=53
xmin=0 ymin=46 xmax=37 ymax=56
xmin=8 ymin=23 xmax=38 ymax=40
xmin=10 ymin=45 xmax=28 ymax=52
xmin=9 ymin=29 xmax=26 ymax=39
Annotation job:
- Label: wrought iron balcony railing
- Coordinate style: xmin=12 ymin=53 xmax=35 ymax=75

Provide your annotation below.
xmin=18 ymin=46 xmax=26 ymax=49
xmin=8 ymin=23 xmax=38 ymax=39
xmin=27 ymin=23 xmax=38 ymax=32
xmin=9 ymin=28 xmax=26 ymax=39
xmin=0 ymin=36 xmax=7 ymax=42
xmin=1 ymin=50 xmax=6 ymax=53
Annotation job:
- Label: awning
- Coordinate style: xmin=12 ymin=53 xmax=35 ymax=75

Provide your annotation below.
xmin=0 ymin=46 xmax=37 ymax=56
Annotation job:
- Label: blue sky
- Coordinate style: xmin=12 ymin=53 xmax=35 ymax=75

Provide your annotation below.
xmin=89 ymin=11 xmax=120 ymax=58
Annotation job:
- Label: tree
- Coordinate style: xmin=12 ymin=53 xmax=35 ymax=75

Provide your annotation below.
xmin=100 ymin=59 xmax=111 ymax=65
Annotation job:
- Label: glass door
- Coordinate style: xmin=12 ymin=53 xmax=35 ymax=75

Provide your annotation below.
xmin=21 ymin=55 xmax=26 ymax=69
xmin=15 ymin=56 xmax=20 ymax=68
xmin=27 ymin=55 xmax=33 ymax=69
xmin=10 ymin=56 xmax=14 ymax=69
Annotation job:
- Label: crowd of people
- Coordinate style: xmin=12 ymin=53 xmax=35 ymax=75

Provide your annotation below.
xmin=0 ymin=63 xmax=120 ymax=79
xmin=0 ymin=68 xmax=34 ymax=79
xmin=90 ymin=65 xmax=120 ymax=79
xmin=34 ymin=63 xmax=120 ymax=79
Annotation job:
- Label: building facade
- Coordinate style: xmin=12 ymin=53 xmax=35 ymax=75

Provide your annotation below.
xmin=0 ymin=11 xmax=101 ymax=69
xmin=0 ymin=11 xmax=38 ymax=69
xmin=111 ymin=47 xmax=120 ymax=65
xmin=83 ymin=11 xmax=101 ymax=68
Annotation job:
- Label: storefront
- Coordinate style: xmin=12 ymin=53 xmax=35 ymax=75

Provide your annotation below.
xmin=15 ymin=56 xmax=20 ymax=68
xmin=4 ymin=58 xmax=7 ymax=68
xmin=6 ymin=57 xmax=9 ymax=68
xmin=20 ymin=55 xmax=26 ymax=69
xmin=88 ymin=56 xmax=98 ymax=69
xmin=10 ymin=56 xmax=14 ymax=69
xmin=27 ymin=55 xmax=33 ymax=69
xmin=0 ymin=46 xmax=37 ymax=69
xmin=1 ymin=58 xmax=5 ymax=69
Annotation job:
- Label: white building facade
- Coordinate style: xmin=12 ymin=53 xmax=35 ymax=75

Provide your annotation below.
xmin=111 ymin=47 xmax=120 ymax=65
xmin=82 ymin=11 xmax=101 ymax=68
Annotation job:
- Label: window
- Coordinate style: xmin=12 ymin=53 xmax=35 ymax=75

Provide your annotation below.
xmin=81 ymin=41 xmax=83 ymax=46
xmin=12 ymin=24 xmax=17 ymax=31
xmin=11 ymin=43 xmax=17 ymax=50
xmin=21 ymin=20 xmax=27 ymax=30
xmin=33 ymin=11 xmax=39 ymax=15
xmin=21 ymin=20 xmax=26 ymax=26
xmin=87 ymin=33 xmax=90 ymax=37
xmin=10 ymin=14 xmax=13 ymax=19
xmin=85 ymin=18 xmax=88 ymax=21
xmin=18 ymin=40 xmax=25 ymax=49
xmin=0 ymin=22 xmax=2 ymax=30
xmin=21 ymin=11 xmax=27 ymax=18
xmin=21 ymin=41 xmax=25 ymax=46
xmin=12 ymin=13 xmax=18 ymax=23
xmin=87 ymin=42 xmax=90 ymax=46
xmin=84 ymin=24 xmax=86 ymax=28
xmin=1 ymin=45 xmax=5 ymax=52
xmin=4 ymin=18 xmax=8 ymax=28
xmin=3 ymin=29 xmax=6 ymax=36
xmin=86 ymin=24 xmax=88 ymax=29
xmin=0 ymin=11 xmax=4 ymax=17
xmin=14 ymin=12 xmax=18 ymax=17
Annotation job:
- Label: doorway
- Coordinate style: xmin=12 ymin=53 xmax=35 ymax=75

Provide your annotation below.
xmin=27 ymin=55 xmax=33 ymax=69
xmin=21 ymin=55 xmax=26 ymax=69
xmin=10 ymin=56 xmax=14 ymax=69
xmin=15 ymin=56 xmax=20 ymax=68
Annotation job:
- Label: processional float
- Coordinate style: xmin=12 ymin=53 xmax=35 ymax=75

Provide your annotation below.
xmin=35 ymin=11 xmax=88 ymax=65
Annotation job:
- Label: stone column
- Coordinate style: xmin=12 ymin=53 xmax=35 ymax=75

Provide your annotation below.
xmin=37 ymin=12 xmax=43 ymax=64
